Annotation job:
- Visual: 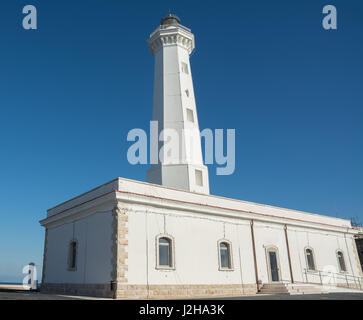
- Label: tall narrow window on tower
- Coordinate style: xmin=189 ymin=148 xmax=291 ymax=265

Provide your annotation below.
xmin=181 ymin=62 xmax=189 ymax=74
xmin=186 ymin=108 xmax=194 ymax=122
xmin=195 ymin=169 xmax=203 ymax=186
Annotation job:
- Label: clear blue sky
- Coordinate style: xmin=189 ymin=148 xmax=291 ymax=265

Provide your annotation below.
xmin=0 ymin=0 xmax=362 ymax=282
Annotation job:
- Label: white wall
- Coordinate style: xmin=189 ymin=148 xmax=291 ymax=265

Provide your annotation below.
xmin=127 ymin=204 xmax=256 ymax=285
xmin=287 ymin=226 xmax=361 ymax=284
xmin=127 ymin=203 xmax=361 ymax=286
xmin=44 ymin=209 xmax=113 ymax=284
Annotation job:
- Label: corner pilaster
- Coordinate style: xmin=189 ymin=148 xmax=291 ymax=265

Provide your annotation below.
xmin=41 ymin=228 xmax=48 ymax=287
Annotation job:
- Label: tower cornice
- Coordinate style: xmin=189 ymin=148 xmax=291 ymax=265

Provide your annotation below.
xmin=147 ymin=25 xmax=195 ymax=55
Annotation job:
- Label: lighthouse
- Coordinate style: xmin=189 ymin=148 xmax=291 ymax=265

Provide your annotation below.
xmin=146 ymin=14 xmax=210 ymax=195
xmin=40 ymin=14 xmax=363 ymax=300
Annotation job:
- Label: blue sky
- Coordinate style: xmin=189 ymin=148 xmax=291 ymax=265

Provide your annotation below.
xmin=0 ymin=0 xmax=362 ymax=282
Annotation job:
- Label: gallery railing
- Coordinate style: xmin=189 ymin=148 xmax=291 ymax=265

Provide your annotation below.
xmin=159 ymin=23 xmax=191 ymax=32
xmin=150 ymin=24 xmax=192 ymax=38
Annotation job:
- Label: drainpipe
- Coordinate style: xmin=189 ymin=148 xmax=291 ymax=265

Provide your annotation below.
xmin=250 ymin=220 xmax=260 ymax=291
xmin=284 ymin=224 xmax=294 ymax=284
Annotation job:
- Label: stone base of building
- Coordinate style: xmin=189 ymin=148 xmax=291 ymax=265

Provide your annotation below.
xmin=41 ymin=283 xmax=258 ymax=299
xmin=336 ymin=283 xmax=363 ymax=290
xmin=115 ymin=284 xmax=258 ymax=299
xmin=41 ymin=283 xmax=113 ymax=298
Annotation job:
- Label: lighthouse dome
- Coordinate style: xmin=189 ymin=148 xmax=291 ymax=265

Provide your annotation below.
xmin=160 ymin=13 xmax=181 ymax=26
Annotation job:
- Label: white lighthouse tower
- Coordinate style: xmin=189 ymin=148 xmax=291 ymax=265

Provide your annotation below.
xmin=146 ymin=14 xmax=210 ymax=195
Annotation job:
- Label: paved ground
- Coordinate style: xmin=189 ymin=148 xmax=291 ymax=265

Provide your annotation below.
xmin=1 ymin=290 xmax=363 ymax=300
xmin=0 ymin=290 xmax=82 ymax=300
xmin=213 ymin=292 xmax=363 ymax=300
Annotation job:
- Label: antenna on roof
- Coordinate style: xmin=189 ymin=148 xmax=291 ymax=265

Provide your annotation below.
xmin=351 ymin=216 xmax=362 ymax=228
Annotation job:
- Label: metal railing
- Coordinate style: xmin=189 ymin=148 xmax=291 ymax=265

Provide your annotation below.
xmin=150 ymin=24 xmax=192 ymax=38
xmin=159 ymin=23 xmax=191 ymax=32
xmin=302 ymin=268 xmax=363 ymax=290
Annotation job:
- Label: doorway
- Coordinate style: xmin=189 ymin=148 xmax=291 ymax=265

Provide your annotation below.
xmin=266 ymin=246 xmax=281 ymax=283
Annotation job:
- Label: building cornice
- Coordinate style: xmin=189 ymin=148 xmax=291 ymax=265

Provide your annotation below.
xmin=114 ymin=190 xmax=358 ymax=235
xmin=39 ymin=191 xmax=117 ymax=227
xmin=147 ymin=25 xmax=195 ymax=55
xmin=39 ymin=177 xmax=358 ymax=234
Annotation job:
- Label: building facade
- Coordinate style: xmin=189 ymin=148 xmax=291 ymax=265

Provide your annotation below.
xmin=40 ymin=178 xmax=363 ymax=298
xmin=40 ymin=15 xmax=363 ymax=298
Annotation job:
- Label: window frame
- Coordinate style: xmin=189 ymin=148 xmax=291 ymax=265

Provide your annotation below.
xmin=195 ymin=169 xmax=203 ymax=186
xmin=186 ymin=108 xmax=194 ymax=122
xmin=336 ymin=250 xmax=347 ymax=273
xmin=304 ymin=247 xmax=317 ymax=272
xmin=67 ymin=239 xmax=78 ymax=271
xmin=155 ymin=234 xmax=175 ymax=270
xmin=181 ymin=62 xmax=189 ymax=74
xmin=217 ymin=239 xmax=234 ymax=271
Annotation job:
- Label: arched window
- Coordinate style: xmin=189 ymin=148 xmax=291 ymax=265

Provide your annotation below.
xmin=68 ymin=240 xmax=77 ymax=271
xmin=218 ymin=240 xmax=233 ymax=270
xmin=305 ymin=248 xmax=316 ymax=271
xmin=336 ymin=250 xmax=347 ymax=272
xmin=156 ymin=236 xmax=174 ymax=269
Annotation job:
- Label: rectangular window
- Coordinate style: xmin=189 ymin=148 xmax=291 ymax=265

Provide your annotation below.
xmin=306 ymin=250 xmax=315 ymax=271
xmin=220 ymin=249 xmax=229 ymax=268
xmin=159 ymin=245 xmax=170 ymax=266
xmin=195 ymin=169 xmax=203 ymax=186
xmin=68 ymin=241 xmax=77 ymax=270
xmin=181 ymin=62 xmax=189 ymax=74
xmin=186 ymin=108 xmax=194 ymax=122
xmin=337 ymin=252 xmax=346 ymax=272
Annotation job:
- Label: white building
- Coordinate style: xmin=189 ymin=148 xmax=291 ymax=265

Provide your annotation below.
xmin=40 ymin=15 xmax=363 ymax=298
